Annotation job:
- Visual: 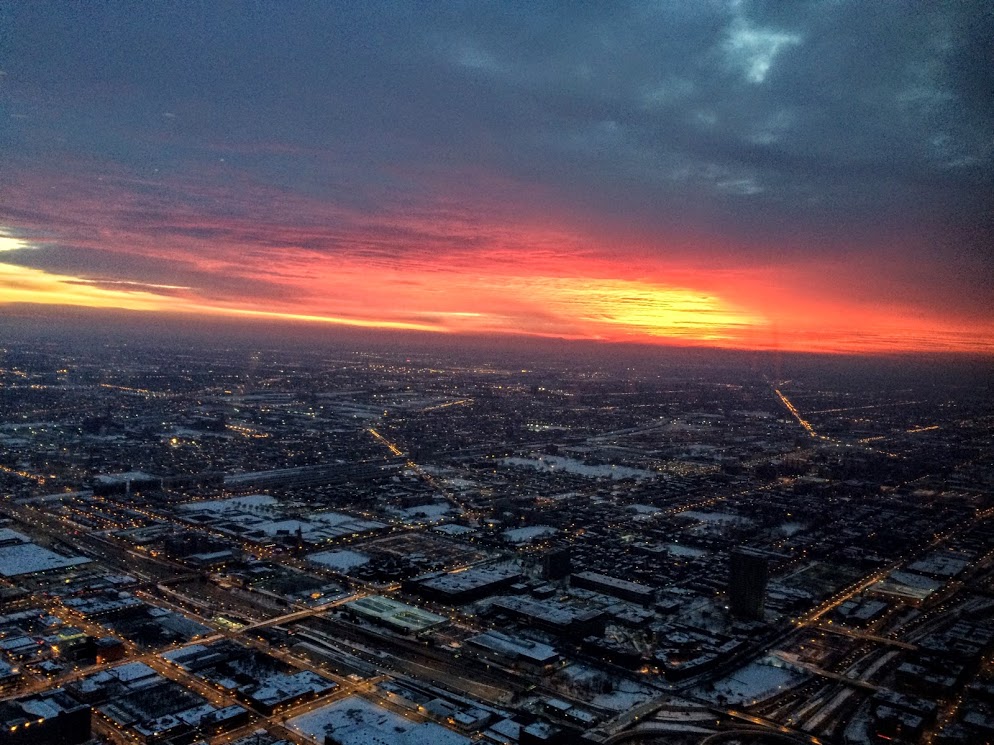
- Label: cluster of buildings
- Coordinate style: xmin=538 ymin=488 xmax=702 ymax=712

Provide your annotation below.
xmin=0 ymin=340 xmax=992 ymax=744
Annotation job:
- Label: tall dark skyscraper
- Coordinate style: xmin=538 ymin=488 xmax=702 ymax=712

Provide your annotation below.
xmin=729 ymin=548 xmax=770 ymax=621
xmin=541 ymin=546 xmax=572 ymax=580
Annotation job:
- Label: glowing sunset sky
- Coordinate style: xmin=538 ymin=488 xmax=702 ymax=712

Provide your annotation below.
xmin=1 ymin=3 xmax=992 ymax=353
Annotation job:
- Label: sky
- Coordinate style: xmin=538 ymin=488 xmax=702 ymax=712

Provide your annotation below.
xmin=1 ymin=1 xmax=992 ymax=354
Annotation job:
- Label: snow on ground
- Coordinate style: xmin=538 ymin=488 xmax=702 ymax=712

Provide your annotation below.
xmin=503 ymin=456 xmax=655 ymax=480
xmin=311 ymin=511 xmax=358 ymax=526
xmin=288 ymin=695 xmax=470 ymax=745
xmin=702 ymin=659 xmax=804 ymax=706
xmin=503 ymin=525 xmax=558 ymax=543
xmin=180 ymin=494 xmax=277 ymax=512
xmin=434 ymin=524 xmax=475 ymax=536
xmin=306 ymin=549 xmax=371 ymax=572
xmin=394 ymin=502 xmax=455 ymax=522
xmin=553 ymin=663 xmax=656 ymax=711
xmin=592 ymin=682 xmax=656 ymax=712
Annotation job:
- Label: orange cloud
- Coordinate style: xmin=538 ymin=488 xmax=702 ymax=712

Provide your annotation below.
xmin=5 ymin=245 xmax=990 ymax=355
xmin=1 ymin=161 xmax=992 ymax=355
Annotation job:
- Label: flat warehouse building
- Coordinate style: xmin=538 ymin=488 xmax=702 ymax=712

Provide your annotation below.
xmin=342 ymin=595 xmax=447 ymax=635
xmin=570 ymin=571 xmax=655 ymax=605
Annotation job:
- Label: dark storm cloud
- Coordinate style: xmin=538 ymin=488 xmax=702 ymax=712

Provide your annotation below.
xmin=1 ymin=1 xmax=991 ymax=266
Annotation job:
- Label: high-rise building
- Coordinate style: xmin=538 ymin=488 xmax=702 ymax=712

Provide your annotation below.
xmin=541 ymin=546 xmax=572 ymax=580
xmin=728 ymin=548 xmax=769 ymax=620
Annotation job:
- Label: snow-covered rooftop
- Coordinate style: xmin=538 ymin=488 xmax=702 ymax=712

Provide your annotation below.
xmin=0 ymin=542 xmax=90 ymax=577
xmin=307 ymin=549 xmax=371 ymax=572
xmin=288 ymin=695 xmax=470 ymax=745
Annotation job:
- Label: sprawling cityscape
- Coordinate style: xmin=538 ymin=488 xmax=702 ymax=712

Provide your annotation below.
xmin=2 ymin=4 xmax=993 ymax=744
xmin=0 ymin=336 xmax=990 ymax=745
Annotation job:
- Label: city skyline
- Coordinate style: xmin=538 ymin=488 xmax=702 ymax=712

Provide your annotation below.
xmin=0 ymin=337 xmax=990 ymax=743
xmin=1 ymin=2 xmax=993 ymax=353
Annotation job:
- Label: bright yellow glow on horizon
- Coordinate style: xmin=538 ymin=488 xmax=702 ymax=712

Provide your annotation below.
xmin=0 ymin=262 xmax=174 ymax=312
xmin=1 ymin=223 xmax=991 ymax=355
xmin=2 ymin=258 xmax=762 ymax=342
xmin=219 ymin=306 xmax=447 ymax=333
xmin=544 ymin=278 xmax=764 ymax=339
xmin=0 ymin=261 xmax=447 ymax=333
